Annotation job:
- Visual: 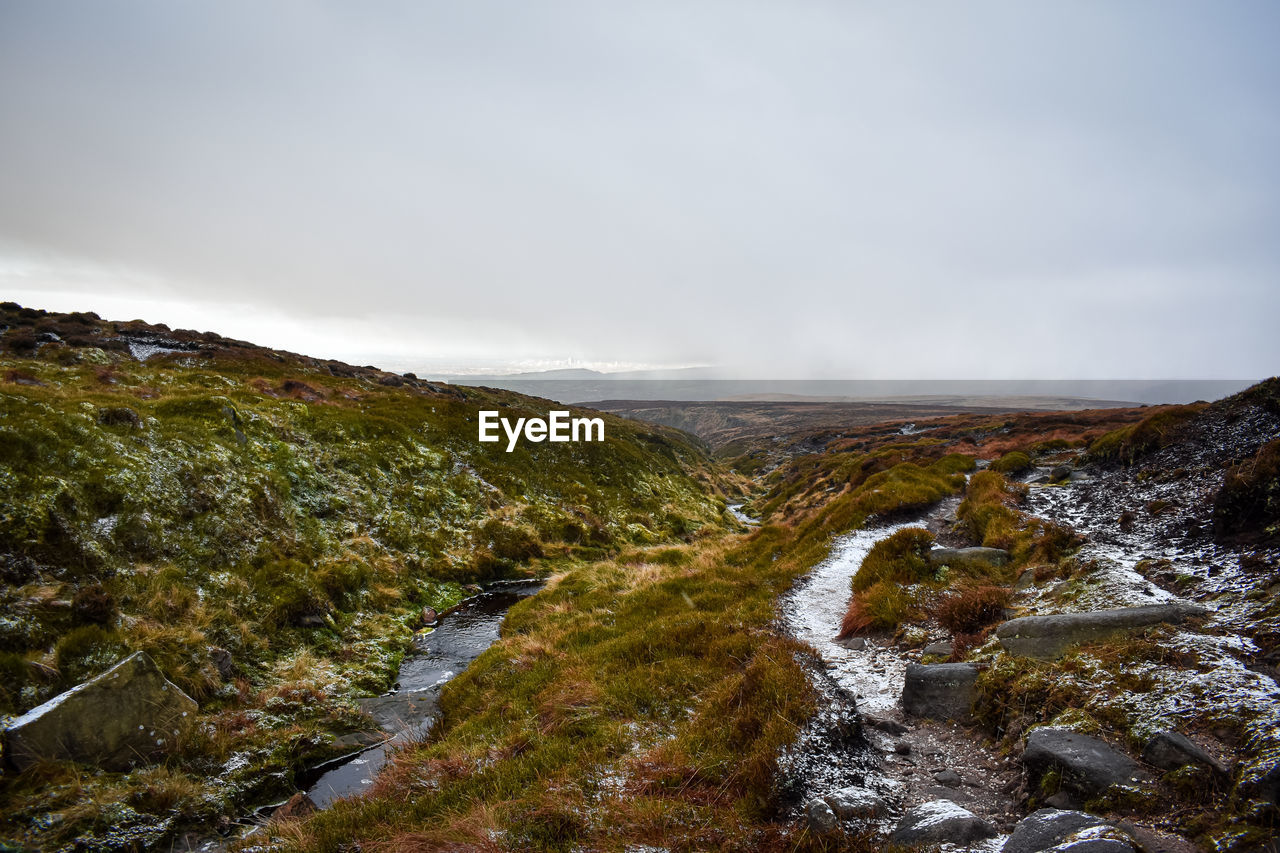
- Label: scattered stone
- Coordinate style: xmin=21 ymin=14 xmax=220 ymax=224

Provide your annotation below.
xmin=996 ymin=604 xmax=1208 ymax=659
xmin=1118 ymin=510 xmax=1137 ymax=532
xmin=922 ymin=641 xmax=953 ymax=657
xmin=863 ymin=714 xmax=907 ymax=735
xmin=1002 ymin=808 xmax=1135 ymax=853
xmin=805 ymin=798 xmax=839 ymax=834
xmin=420 ymin=606 xmax=439 ymax=626
xmin=4 ymin=651 xmax=198 ymax=771
xmin=1023 ymin=728 xmax=1153 ymax=799
xmin=209 ymin=647 xmax=234 ymax=680
xmin=902 ymin=663 xmax=978 ymax=723
xmin=894 ymin=740 xmax=912 ymax=755
xmin=1142 ymin=731 xmax=1229 ymax=776
xmin=272 ymin=791 xmax=317 ymax=822
xmin=1015 ymin=569 xmax=1038 ymax=591
xmin=1114 ymin=821 xmax=1203 ymax=853
xmin=933 ymin=769 xmax=962 ymax=787
xmin=295 ymin=610 xmax=330 ymax=629
xmin=840 ymin=636 xmax=867 ymax=650
xmin=1043 ymin=791 xmax=1079 ymax=810
xmin=823 ymin=785 xmax=885 ymax=820
xmin=331 ymin=730 xmax=386 ymax=751
xmin=97 ymin=405 xmax=142 ymax=428
xmin=928 ymin=546 xmax=1010 ymax=570
xmin=890 ymin=800 xmax=995 ymax=845
xmin=1050 ymin=465 xmax=1072 ymax=483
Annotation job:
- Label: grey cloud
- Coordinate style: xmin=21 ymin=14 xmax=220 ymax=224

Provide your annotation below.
xmin=0 ymin=1 xmax=1276 ymax=377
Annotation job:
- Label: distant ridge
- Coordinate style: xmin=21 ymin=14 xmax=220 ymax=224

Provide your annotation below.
xmin=444 ymin=376 xmax=1256 ymax=407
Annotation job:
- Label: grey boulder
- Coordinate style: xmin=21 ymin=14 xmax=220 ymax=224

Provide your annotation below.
xmin=1003 ymin=808 xmax=1135 ymax=853
xmin=922 ymin=640 xmax=954 ymax=657
xmin=1024 ymin=728 xmax=1152 ymax=799
xmin=902 ymin=663 xmax=978 ymax=723
xmin=996 ymin=604 xmax=1208 ymax=659
xmin=890 ymin=799 xmax=996 ymax=845
xmin=1142 ymin=731 xmax=1229 ymax=776
xmin=823 ymin=785 xmax=886 ymax=820
xmin=805 ymin=798 xmax=839 ymax=834
xmin=4 ymin=651 xmax=198 ymax=771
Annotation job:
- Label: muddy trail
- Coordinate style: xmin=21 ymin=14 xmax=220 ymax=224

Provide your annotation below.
xmin=779 ymin=495 xmax=1021 ymax=848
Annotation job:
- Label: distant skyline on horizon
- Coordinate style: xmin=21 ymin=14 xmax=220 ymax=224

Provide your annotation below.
xmin=3 ymin=2 xmax=1278 ymax=379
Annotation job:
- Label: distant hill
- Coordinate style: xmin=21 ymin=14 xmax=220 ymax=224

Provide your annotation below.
xmin=446 ymin=376 xmax=1256 ymax=406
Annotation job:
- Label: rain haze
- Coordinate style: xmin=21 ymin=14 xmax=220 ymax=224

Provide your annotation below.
xmin=0 ymin=1 xmax=1277 ymax=379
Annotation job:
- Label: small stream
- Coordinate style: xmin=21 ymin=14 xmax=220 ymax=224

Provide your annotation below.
xmin=302 ymin=580 xmax=543 ymax=807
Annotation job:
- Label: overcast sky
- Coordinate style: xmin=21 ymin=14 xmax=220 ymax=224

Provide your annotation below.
xmin=1 ymin=2 xmax=1276 ymax=378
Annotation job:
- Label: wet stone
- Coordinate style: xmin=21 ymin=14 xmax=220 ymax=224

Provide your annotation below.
xmin=933 ymin=769 xmax=962 ymax=787
xmin=996 ymin=604 xmax=1208 ymax=659
xmin=1002 ymin=808 xmax=1133 ymax=853
xmin=902 ymin=663 xmax=978 ymax=723
xmin=1142 ymin=731 xmax=1228 ymax=775
xmin=890 ymin=799 xmax=995 ymax=845
xmin=823 ymin=785 xmax=886 ymax=820
xmin=864 ymin=713 xmax=908 ymax=735
xmin=1023 ymin=728 xmax=1153 ymax=798
xmin=805 ymin=798 xmax=839 ymax=834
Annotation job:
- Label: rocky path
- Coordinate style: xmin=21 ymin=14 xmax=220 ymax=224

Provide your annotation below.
xmin=779 ymin=401 xmax=1280 ymax=850
xmin=780 ymin=505 xmax=1022 ymax=848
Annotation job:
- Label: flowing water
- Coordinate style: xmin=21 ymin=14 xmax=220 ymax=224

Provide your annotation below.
xmin=302 ymin=580 xmax=543 ymax=807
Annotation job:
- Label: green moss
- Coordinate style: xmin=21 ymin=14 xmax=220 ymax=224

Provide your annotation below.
xmin=990 ymin=450 xmax=1032 ymax=475
xmin=958 ymin=470 xmax=1080 ymax=567
xmin=1086 ymin=404 xmax=1207 ymax=466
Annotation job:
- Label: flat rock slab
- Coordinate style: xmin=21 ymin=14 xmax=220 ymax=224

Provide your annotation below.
xmin=890 ymin=799 xmax=996 ymax=845
xmin=1024 ymin=728 xmax=1152 ymax=798
xmin=4 ymin=651 xmax=197 ymax=771
xmin=902 ymin=663 xmax=978 ymax=723
xmin=996 ymin=604 xmax=1208 ymax=659
xmin=928 ymin=547 xmax=1010 ymax=569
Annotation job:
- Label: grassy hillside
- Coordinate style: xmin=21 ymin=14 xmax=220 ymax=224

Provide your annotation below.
xmin=0 ymin=304 xmax=735 ymax=849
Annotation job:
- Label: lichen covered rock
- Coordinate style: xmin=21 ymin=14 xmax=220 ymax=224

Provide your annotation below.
xmin=995 ymin=604 xmax=1207 ymax=659
xmin=4 ymin=651 xmax=197 ymax=771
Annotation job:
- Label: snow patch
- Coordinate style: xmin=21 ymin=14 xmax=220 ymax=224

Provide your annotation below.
xmin=782 ymin=522 xmax=914 ymax=713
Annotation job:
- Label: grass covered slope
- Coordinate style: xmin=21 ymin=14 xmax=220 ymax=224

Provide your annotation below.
xmin=278 ymin=536 xmax=820 ymax=852
xmin=0 ymin=305 xmax=734 ymax=849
